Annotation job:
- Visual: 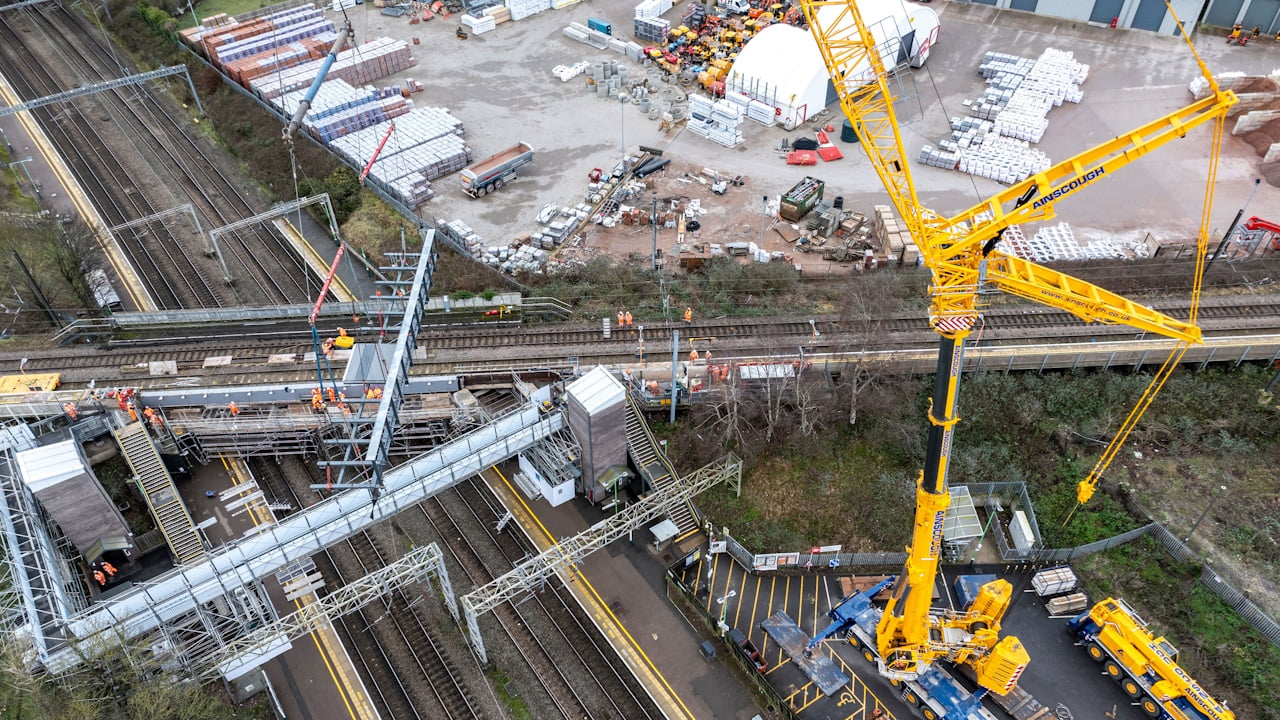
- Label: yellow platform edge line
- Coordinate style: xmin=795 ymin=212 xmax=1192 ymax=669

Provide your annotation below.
xmin=272 ymin=218 xmax=355 ymax=302
xmin=226 ymin=457 xmax=375 ymax=720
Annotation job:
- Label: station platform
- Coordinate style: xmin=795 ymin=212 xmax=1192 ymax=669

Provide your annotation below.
xmin=0 ymin=69 xmax=153 ymax=312
xmin=483 ymin=464 xmax=762 ymax=720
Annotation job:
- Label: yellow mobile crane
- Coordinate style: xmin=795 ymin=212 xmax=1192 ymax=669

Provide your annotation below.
xmin=785 ymin=0 xmax=1235 ymax=704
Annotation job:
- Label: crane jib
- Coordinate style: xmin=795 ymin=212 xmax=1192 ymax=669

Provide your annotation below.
xmin=1031 ymin=167 xmax=1107 ymax=209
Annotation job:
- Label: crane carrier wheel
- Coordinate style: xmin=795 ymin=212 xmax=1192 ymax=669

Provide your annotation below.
xmin=1141 ymin=698 xmax=1161 ymax=717
xmin=1122 ymin=679 xmax=1142 ymax=698
xmin=1104 ymin=660 xmax=1123 ymax=679
xmin=1085 ymin=642 xmax=1105 ymax=662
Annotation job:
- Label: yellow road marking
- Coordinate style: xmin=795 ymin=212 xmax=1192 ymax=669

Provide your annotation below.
xmin=733 ymin=566 xmax=747 ymax=629
xmin=492 ymin=466 xmax=696 ymax=720
xmin=294 ymin=595 xmax=362 ymax=720
xmin=762 ymin=575 xmax=775 ymax=658
xmin=0 ymin=70 xmax=153 ymax=312
xmin=748 ymin=573 xmax=762 ymax=644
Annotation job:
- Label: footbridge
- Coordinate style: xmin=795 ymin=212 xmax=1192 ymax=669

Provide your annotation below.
xmin=40 ymin=400 xmax=563 ymax=672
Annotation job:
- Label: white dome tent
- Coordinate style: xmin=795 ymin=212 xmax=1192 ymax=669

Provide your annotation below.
xmin=724 ymin=0 xmax=940 ymax=129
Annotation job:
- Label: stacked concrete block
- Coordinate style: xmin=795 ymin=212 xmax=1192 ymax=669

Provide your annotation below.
xmin=688 ymin=94 xmax=744 ymax=147
xmin=955 ymin=134 xmax=1050 ymax=184
xmin=211 ymin=13 xmax=331 ymax=63
xmin=508 ymin=0 xmax=552 ymax=20
xmin=973 ymin=48 xmax=1086 ymax=143
xmin=873 ymin=205 xmax=907 ymax=257
xmin=328 ymin=107 xmax=468 ymax=208
xmin=634 ymin=16 xmax=669 ymax=42
xmin=634 ymin=0 xmax=672 ymax=18
xmin=461 ymin=12 xmax=497 ymax=32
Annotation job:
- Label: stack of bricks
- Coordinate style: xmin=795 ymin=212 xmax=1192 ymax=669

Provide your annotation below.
xmin=873 ymin=206 xmax=918 ymax=265
xmin=278 ymin=79 xmax=414 ymax=143
xmin=250 ymin=38 xmax=417 ymax=100
xmin=222 ymin=34 xmax=336 ymax=85
xmin=328 ymin=106 xmax=470 ymax=207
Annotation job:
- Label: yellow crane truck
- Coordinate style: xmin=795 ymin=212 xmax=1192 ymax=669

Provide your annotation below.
xmin=1067 ymin=598 xmax=1234 ymax=720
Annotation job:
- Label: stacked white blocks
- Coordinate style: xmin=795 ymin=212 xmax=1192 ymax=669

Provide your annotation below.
xmin=462 ymin=12 xmax=498 ymax=33
xmin=919 ymin=48 xmax=1086 ymax=184
xmin=329 ymin=107 xmax=469 ymax=207
xmin=688 ymin=94 xmax=744 ymax=147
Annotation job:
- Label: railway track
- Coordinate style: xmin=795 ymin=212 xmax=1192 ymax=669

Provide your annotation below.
xmin=6 ymin=294 xmax=1280 ymax=386
xmin=421 ymin=478 xmax=663 ymax=720
xmin=252 ymin=457 xmax=483 ymax=720
xmin=0 ymin=15 xmax=222 ymax=309
xmin=0 ymin=6 xmax=321 ymax=308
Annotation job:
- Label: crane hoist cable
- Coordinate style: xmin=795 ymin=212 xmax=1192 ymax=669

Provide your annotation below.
xmin=1072 ymin=1 xmax=1228 ymax=513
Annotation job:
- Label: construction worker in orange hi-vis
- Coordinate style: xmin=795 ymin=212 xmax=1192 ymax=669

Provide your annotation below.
xmin=684 ymin=307 xmax=692 ymax=323
xmin=327 ymin=387 xmax=337 ymax=404
xmin=617 ymin=310 xmax=625 ymax=327
xmin=624 ymin=311 xmax=633 ymax=326
xmin=229 ymin=401 xmax=239 ymax=416
xmin=690 ymin=349 xmax=700 ymax=362
xmin=63 ymin=402 xmax=78 ymax=420
xmin=127 ymin=402 xmax=138 ymax=422
xmin=93 ymin=570 xmax=107 ymax=586
xmin=101 ymin=561 xmax=118 ymax=577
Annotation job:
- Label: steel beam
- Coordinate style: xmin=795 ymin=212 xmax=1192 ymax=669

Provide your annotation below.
xmin=209 ymin=543 xmax=451 ymax=680
xmin=0 ymin=0 xmax=54 ymax=12
xmin=0 ymin=66 xmax=200 ymax=119
xmin=316 ymin=229 xmax=437 ymax=491
xmin=460 ymin=453 xmax=741 ymax=663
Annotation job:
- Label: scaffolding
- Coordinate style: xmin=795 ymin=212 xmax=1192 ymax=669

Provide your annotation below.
xmin=461 ymin=453 xmax=741 ymax=663
xmin=43 ymin=402 xmax=563 ymax=672
xmin=316 ymin=228 xmax=438 ymax=492
xmin=0 ymin=433 xmax=86 ymax=661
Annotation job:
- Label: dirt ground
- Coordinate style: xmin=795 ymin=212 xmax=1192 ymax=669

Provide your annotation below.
xmin=562 ymin=158 xmax=868 ymax=276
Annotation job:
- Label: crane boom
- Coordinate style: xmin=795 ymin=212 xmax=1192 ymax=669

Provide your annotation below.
xmin=798 ymin=0 xmax=1235 ymax=695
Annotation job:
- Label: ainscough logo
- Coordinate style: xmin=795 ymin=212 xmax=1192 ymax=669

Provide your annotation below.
xmin=1031 ymin=167 xmax=1106 ymax=209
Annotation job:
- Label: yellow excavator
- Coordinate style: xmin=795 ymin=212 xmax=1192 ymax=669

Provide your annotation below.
xmin=760 ymin=0 xmax=1236 ymax=711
